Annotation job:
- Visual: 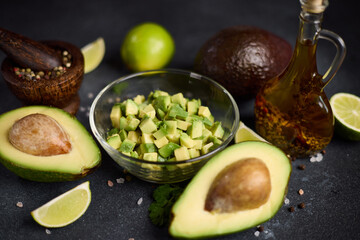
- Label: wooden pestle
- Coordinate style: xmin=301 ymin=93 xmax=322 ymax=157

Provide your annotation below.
xmin=0 ymin=28 xmax=62 ymax=71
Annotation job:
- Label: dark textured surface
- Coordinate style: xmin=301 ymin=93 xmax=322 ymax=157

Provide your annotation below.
xmin=0 ymin=0 xmax=359 ymax=239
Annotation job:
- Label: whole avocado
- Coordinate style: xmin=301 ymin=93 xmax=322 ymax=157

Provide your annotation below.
xmin=194 ymin=25 xmax=292 ymax=98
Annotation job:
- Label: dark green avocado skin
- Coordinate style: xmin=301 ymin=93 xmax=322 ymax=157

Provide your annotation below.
xmin=194 ymin=25 xmax=292 ymax=99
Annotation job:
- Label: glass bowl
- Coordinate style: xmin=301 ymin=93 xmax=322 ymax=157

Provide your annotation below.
xmin=89 ymin=69 xmax=239 ymax=183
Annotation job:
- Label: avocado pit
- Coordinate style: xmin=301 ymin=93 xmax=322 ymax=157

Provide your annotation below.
xmin=8 ymin=113 xmax=72 ymax=156
xmin=205 ymin=157 xmax=271 ymax=213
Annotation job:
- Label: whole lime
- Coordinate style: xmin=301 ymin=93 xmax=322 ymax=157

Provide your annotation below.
xmin=121 ymin=22 xmax=175 ymax=72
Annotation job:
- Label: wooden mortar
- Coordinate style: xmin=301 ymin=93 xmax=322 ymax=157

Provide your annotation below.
xmin=0 ymin=28 xmax=84 ymax=115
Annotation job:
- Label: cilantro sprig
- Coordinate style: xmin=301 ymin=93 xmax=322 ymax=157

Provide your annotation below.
xmin=148 ymin=184 xmax=184 ymax=227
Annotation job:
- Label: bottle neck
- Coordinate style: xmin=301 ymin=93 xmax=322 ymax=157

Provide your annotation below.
xmin=297 ymin=10 xmax=324 ymax=45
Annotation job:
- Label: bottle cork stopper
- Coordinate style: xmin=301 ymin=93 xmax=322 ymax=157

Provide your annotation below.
xmin=300 ymin=0 xmax=328 ymax=13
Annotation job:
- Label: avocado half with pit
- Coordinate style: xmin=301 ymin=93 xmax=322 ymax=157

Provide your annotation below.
xmin=169 ymin=141 xmax=291 ymax=239
xmin=0 ymin=106 xmax=101 ymax=182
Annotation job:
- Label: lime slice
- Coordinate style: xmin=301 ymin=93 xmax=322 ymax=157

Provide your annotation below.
xmin=31 ymin=181 xmax=91 ymax=228
xmin=81 ymin=37 xmax=105 ymax=73
xmin=234 ymin=121 xmax=267 ymax=143
xmin=330 ymin=92 xmax=360 ymax=141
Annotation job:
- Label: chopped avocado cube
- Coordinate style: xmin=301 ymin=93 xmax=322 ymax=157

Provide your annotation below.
xmin=139 ymin=143 xmax=157 ymax=154
xmin=154 ymin=136 xmax=169 ymax=148
xmin=201 ymin=142 xmax=214 ymax=155
xmin=187 ymin=100 xmax=199 ymax=115
xmin=198 ymin=106 xmax=211 ymax=118
xmin=166 ymin=131 xmax=181 ymax=144
xmin=153 ymin=90 xmax=169 ymax=98
xmin=119 ymin=116 xmax=127 ymax=130
xmin=159 ymin=142 xmax=180 ymax=158
xmin=156 ymin=108 xmax=166 ymax=119
xmin=176 ymin=119 xmax=190 ymax=131
xmin=180 ymin=132 xmax=195 ymax=148
xmin=119 ymin=129 xmax=127 ymax=141
xmin=110 ymin=103 xmax=122 ymax=128
xmin=143 ymin=152 xmax=158 ymax=161
xmin=157 ymin=155 xmax=167 ymax=162
xmin=139 ymin=117 xmax=157 ymax=134
xmin=107 ymin=134 xmax=122 ymax=149
xmin=209 ymin=136 xmax=223 ymax=146
xmin=201 ymin=128 xmax=213 ymax=143
xmin=153 ymin=95 xmax=171 ymax=113
xmin=174 ymin=147 xmax=190 ymax=161
xmin=153 ymin=127 xmax=168 ymax=140
xmin=124 ymin=116 xmax=140 ymax=131
xmin=119 ymin=139 xmax=136 ymax=153
xmin=127 ymin=131 xmax=140 ymax=144
xmin=187 ymin=120 xmax=204 ymax=139
xmin=125 ymin=99 xmax=139 ymax=116
xmin=188 ymin=148 xmax=200 ymax=158
xmin=107 ymin=128 xmax=119 ymax=137
xmin=212 ymin=121 xmax=225 ymax=139
xmin=193 ymin=139 xmax=203 ymax=150
xmin=133 ymin=95 xmax=145 ymax=105
xmin=139 ymin=104 xmax=156 ymax=119
xmin=202 ymin=116 xmax=214 ymax=128
xmin=141 ymin=133 xmax=154 ymax=143
xmin=171 ymin=93 xmax=187 ymax=109
xmin=130 ymin=151 xmax=139 ymax=158
xmin=168 ymin=104 xmax=188 ymax=119
xmin=165 ymin=120 xmax=177 ymax=135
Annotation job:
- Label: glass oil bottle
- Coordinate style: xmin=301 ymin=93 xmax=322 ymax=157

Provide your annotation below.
xmin=254 ymin=0 xmax=346 ymax=158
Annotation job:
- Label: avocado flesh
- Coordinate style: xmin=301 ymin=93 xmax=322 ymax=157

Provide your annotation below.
xmin=169 ymin=141 xmax=291 ymax=239
xmin=0 ymin=106 xmax=101 ymax=182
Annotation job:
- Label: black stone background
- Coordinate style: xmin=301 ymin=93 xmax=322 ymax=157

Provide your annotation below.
xmin=0 ymin=0 xmax=359 ymax=239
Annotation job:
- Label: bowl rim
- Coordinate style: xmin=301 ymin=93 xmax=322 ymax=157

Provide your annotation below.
xmin=89 ymin=68 xmax=240 ymax=166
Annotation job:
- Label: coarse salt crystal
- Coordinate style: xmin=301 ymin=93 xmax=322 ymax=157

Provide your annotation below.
xmin=116 ymin=178 xmax=125 ymax=184
xmin=137 ymin=197 xmax=143 ymax=205
xmin=107 ymin=180 xmax=114 ymax=187
xmin=16 ymin=202 xmax=23 ymax=208
xmin=87 ymin=92 xmax=94 ymax=99
xmin=284 ymin=198 xmax=290 ymax=205
xmin=254 ymin=231 xmax=260 ymax=237
xmin=45 ymin=229 xmax=51 ymax=235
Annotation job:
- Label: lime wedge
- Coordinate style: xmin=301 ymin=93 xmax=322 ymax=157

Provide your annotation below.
xmin=81 ymin=37 xmax=105 ymax=73
xmin=31 ymin=181 xmax=91 ymax=228
xmin=235 ymin=121 xmax=267 ymax=143
xmin=330 ymin=92 xmax=360 ymax=141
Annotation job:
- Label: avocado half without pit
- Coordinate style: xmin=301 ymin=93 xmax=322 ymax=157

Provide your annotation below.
xmin=169 ymin=141 xmax=291 ymax=239
xmin=0 ymin=106 xmax=101 ymax=182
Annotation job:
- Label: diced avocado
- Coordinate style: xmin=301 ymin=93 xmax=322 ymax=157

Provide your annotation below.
xmin=133 ymin=95 xmax=145 ymax=105
xmin=193 ymin=139 xmax=203 ymax=150
xmin=209 ymin=136 xmax=223 ymax=146
xmin=153 ymin=95 xmax=171 ymax=113
xmin=198 ymin=106 xmax=211 ymax=118
xmin=139 ymin=104 xmax=156 ymax=119
xmin=166 ymin=131 xmax=181 ymax=144
xmin=119 ymin=129 xmax=128 ymax=141
xmin=130 ymin=151 xmax=139 ymax=159
xmin=127 ymin=131 xmax=140 ymax=144
xmin=125 ymin=99 xmax=139 ymax=116
xmin=201 ymin=128 xmax=213 ymax=143
xmin=187 ymin=120 xmax=204 ymax=139
xmin=201 ymin=142 xmax=214 ymax=155
xmin=174 ymin=146 xmax=190 ymax=161
xmin=180 ymin=133 xmax=195 ymax=148
xmin=124 ymin=115 xmax=140 ymax=131
xmin=159 ymin=142 xmax=180 ymax=158
xmin=110 ymin=103 xmax=122 ymax=128
xmin=157 ymin=155 xmax=167 ymax=163
xmin=139 ymin=143 xmax=157 ymax=154
xmin=156 ymin=108 xmax=166 ymax=119
xmin=188 ymin=148 xmax=200 ymax=158
xmin=119 ymin=116 xmax=127 ymax=130
xmin=107 ymin=134 xmax=122 ymax=149
xmin=171 ymin=93 xmax=187 ymax=109
xmin=143 ymin=152 xmax=158 ymax=161
xmin=153 ymin=127 xmax=168 ymax=140
xmin=165 ymin=120 xmax=177 ymax=135
xmin=154 ymin=136 xmax=169 ymax=148
xmin=153 ymin=90 xmax=169 ymax=98
xmin=119 ymin=139 xmax=136 ymax=153
xmin=176 ymin=119 xmax=190 ymax=131
xmin=139 ymin=117 xmax=157 ymax=134
xmin=187 ymin=100 xmax=199 ymax=115
xmin=212 ymin=121 xmax=225 ymax=139
xmin=141 ymin=133 xmax=154 ymax=143
xmin=168 ymin=104 xmax=188 ymax=120
xmin=202 ymin=116 xmax=214 ymax=128
xmin=107 ymin=128 xmax=119 ymax=138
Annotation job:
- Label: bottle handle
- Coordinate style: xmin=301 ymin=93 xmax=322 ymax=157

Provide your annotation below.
xmin=318 ymin=29 xmax=346 ymax=88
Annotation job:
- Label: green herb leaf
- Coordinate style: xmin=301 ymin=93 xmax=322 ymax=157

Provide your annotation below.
xmin=148 ymin=184 xmax=184 ymax=227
